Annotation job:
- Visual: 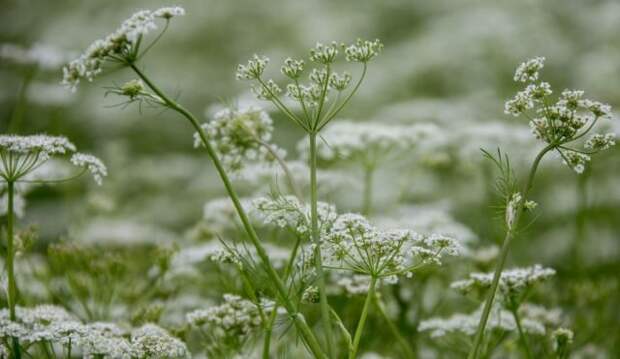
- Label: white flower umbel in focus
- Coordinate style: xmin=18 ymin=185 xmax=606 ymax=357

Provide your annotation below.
xmin=193 ymin=106 xmax=286 ymax=174
xmin=321 ymin=213 xmax=459 ymax=279
xmin=62 ymin=6 xmax=185 ymax=91
xmin=0 ymin=134 xmax=106 ymax=185
xmin=504 ymin=57 xmax=616 ymax=174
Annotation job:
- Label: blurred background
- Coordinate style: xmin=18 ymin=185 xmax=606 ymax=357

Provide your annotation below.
xmin=1 ymin=0 xmax=619 ymax=357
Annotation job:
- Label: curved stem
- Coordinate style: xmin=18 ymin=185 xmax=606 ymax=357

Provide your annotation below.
xmin=309 ymin=132 xmax=335 ymax=358
xmin=349 ymin=276 xmax=377 ymax=359
xmin=6 ymin=181 xmax=21 ymax=359
xmin=128 ymin=63 xmax=326 ymax=359
xmin=509 ymin=304 xmax=533 ymax=359
xmin=468 ymin=144 xmax=554 ymax=359
xmin=373 ymin=294 xmax=415 ymax=359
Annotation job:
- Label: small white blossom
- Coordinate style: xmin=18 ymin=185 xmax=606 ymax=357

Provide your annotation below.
xmin=186 ymin=294 xmax=264 ymax=337
xmin=1 ymin=135 xmax=105 ymax=185
xmin=153 ymin=6 xmax=185 ymax=19
xmin=281 ymin=57 xmax=305 ymax=79
xmin=585 ymin=133 xmax=616 ymax=151
xmin=309 ymin=42 xmax=339 ymax=64
xmin=252 ymin=195 xmax=337 ymax=236
xmin=513 ymin=56 xmax=545 ymax=82
xmin=130 ymin=324 xmax=189 ymax=358
xmin=562 ymin=150 xmax=591 ymax=174
xmin=236 ymin=54 xmax=269 ymax=80
xmin=70 ymin=153 xmax=108 ymax=185
xmin=194 ymin=106 xmax=285 ymax=173
xmin=344 ymin=39 xmax=384 ymax=63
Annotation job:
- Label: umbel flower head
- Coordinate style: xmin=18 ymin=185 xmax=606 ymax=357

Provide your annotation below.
xmin=193 ymin=106 xmax=286 ymax=173
xmin=0 ymin=134 xmax=106 ymax=185
xmin=320 ymin=212 xmax=459 ymax=279
xmin=504 ymin=56 xmax=616 ymax=173
xmin=62 ymin=6 xmax=185 ymax=91
xmin=236 ymin=38 xmax=383 ymax=132
xmin=186 ymin=294 xmax=266 ymax=338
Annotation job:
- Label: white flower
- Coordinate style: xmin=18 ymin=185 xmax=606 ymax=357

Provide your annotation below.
xmin=1 ymin=135 xmax=105 ymax=185
xmin=194 ymin=106 xmax=285 ymax=173
xmin=70 ymin=153 xmax=108 ymax=185
xmin=63 ymin=7 xmax=184 ymax=91
xmin=585 ymin=133 xmax=616 ymax=151
xmin=252 ymin=195 xmax=337 ymax=236
xmin=130 ymin=324 xmax=189 ymax=358
xmin=236 ymin=54 xmax=269 ymax=80
xmin=153 ymin=6 xmax=185 ymax=19
xmin=309 ymin=42 xmax=340 ymax=64
xmin=513 ymin=56 xmax=545 ymax=82
xmin=344 ymin=39 xmax=384 ymax=63
xmin=281 ymin=57 xmax=305 ymax=79
xmin=186 ymin=294 xmax=265 ymax=337
xmin=561 ymin=150 xmax=591 ymax=174
xmin=321 ymin=213 xmax=458 ymax=278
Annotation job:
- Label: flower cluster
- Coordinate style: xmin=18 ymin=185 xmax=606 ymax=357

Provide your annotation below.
xmin=505 ymin=192 xmax=537 ymax=229
xmin=252 ymin=195 xmax=338 ymax=236
xmin=186 ymin=294 xmax=264 ymax=338
xmin=0 ymin=134 xmax=106 ymax=185
xmin=321 ymin=213 xmax=459 ymax=278
xmin=0 ymin=305 xmax=189 ymax=358
xmin=298 ymin=121 xmax=438 ymax=165
xmin=504 ymin=57 xmax=616 ymax=173
xmin=62 ymin=6 xmax=185 ymax=91
xmin=419 ymin=305 xmax=546 ymax=338
xmin=194 ymin=106 xmax=285 ymax=173
xmin=236 ymin=39 xmax=383 ymax=125
xmin=450 ymin=265 xmax=556 ymax=299
xmin=130 ymin=324 xmax=189 ymax=358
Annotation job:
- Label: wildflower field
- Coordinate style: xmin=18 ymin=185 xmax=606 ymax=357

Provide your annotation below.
xmin=1 ymin=1 xmax=619 ymax=358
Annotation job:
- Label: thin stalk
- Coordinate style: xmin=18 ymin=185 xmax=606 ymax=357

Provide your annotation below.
xmin=128 ymin=63 xmax=326 ymax=359
xmin=573 ymin=167 xmax=589 ymax=268
xmin=262 ymin=233 xmax=302 ymax=359
xmin=362 ymin=165 xmax=375 ymax=216
xmin=309 ymin=132 xmax=335 ymax=358
xmin=349 ymin=276 xmax=377 ymax=359
xmin=373 ymin=295 xmax=415 ymax=359
xmin=509 ymin=304 xmax=533 ymax=359
xmin=468 ymin=144 xmax=554 ymax=359
xmin=6 ymin=181 xmax=22 ymax=359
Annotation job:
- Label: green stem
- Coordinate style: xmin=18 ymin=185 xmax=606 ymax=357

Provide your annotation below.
xmin=362 ymin=165 xmax=375 ymax=216
xmin=6 ymin=181 xmax=21 ymax=359
xmin=349 ymin=276 xmax=377 ymax=359
xmin=468 ymin=144 xmax=554 ymax=359
xmin=128 ymin=63 xmax=326 ymax=359
xmin=509 ymin=304 xmax=533 ymax=359
xmin=309 ymin=132 xmax=335 ymax=358
xmin=262 ymin=234 xmax=302 ymax=358
xmin=373 ymin=295 xmax=415 ymax=359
